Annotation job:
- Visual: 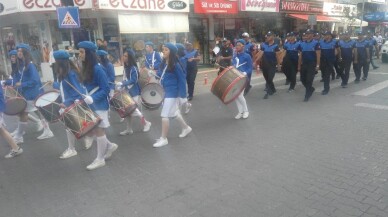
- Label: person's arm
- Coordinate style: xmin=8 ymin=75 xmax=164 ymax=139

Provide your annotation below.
xmin=19 ymin=63 xmax=38 ymax=88
xmin=374 ymin=42 xmax=380 ymax=58
xmin=122 ymin=66 xmax=138 ymax=86
xmin=176 ymin=64 xmax=187 ymax=98
xmin=90 ymin=67 xmax=109 ymax=102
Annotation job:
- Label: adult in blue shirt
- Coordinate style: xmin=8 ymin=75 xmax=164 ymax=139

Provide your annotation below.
xmin=366 ymin=31 xmax=379 ymax=70
xmin=176 ymin=43 xmax=192 ymax=115
xmin=232 ymin=39 xmax=251 ymax=119
xmin=184 ymin=42 xmax=200 ymax=101
xmin=297 ymin=29 xmax=321 ymax=102
xmin=144 ymin=41 xmax=162 ymax=71
xmin=78 ymin=41 xmax=118 ymax=170
xmin=256 ymin=31 xmax=282 ymax=99
xmin=116 ymin=48 xmax=152 ymax=136
xmin=282 ymin=32 xmax=300 ymax=92
xmin=52 ymin=50 xmax=85 ymax=159
xmin=337 ymin=31 xmax=355 ymax=87
xmin=319 ymin=31 xmax=338 ymax=95
xmin=353 ymin=32 xmax=370 ymax=83
xmin=152 ymin=43 xmax=192 ymax=148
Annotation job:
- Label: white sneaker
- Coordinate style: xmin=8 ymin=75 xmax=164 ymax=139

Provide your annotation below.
xmin=143 ymin=121 xmax=151 ymax=132
xmin=185 ymin=103 xmax=192 ymax=114
xmin=84 ymin=137 xmax=94 ymax=150
xmin=179 ymin=126 xmax=192 ymax=138
xmin=86 ymin=159 xmax=106 ymax=170
xmin=119 ymin=129 xmax=133 ymax=136
xmin=242 ymin=111 xmax=249 ymax=119
xmin=59 ymin=149 xmax=77 ymax=159
xmin=235 ymin=113 xmax=243 ymax=119
xmin=37 ymin=130 xmax=54 ymax=140
xmin=13 ymin=137 xmax=24 ymax=145
xmin=5 ymin=147 xmax=23 ymax=159
xmin=36 ymin=122 xmax=44 ymax=132
xmin=104 ymin=143 xmax=118 ymax=160
xmin=120 ymin=118 xmax=125 ymax=122
xmin=153 ymin=137 xmax=168 ymax=148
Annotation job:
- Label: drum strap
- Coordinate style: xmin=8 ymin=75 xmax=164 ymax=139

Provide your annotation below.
xmin=88 ymin=87 xmax=99 ymax=96
xmin=159 ymin=65 xmax=168 ymax=84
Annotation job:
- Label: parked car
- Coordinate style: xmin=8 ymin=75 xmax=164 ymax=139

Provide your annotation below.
xmin=381 ymin=41 xmax=388 ymax=63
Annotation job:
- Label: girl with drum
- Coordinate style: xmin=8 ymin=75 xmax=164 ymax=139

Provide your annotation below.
xmin=4 ymin=44 xmax=54 ymax=144
xmin=115 ymin=49 xmax=152 ymax=135
xmin=232 ymin=39 xmax=251 ymax=119
xmin=78 ymin=41 xmax=118 ymax=170
xmin=96 ymin=50 xmax=115 ymax=98
xmin=152 ymin=43 xmax=192 ymax=148
xmin=0 ymin=87 xmax=23 ymax=158
xmin=52 ymin=50 xmax=86 ymax=159
xmin=6 ymin=50 xmax=45 ymax=137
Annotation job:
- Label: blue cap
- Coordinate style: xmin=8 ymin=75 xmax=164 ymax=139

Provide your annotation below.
xmin=77 ymin=41 xmax=97 ymax=51
xmin=286 ymin=32 xmax=295 ymax=37
xmin=305 ymin=29 xmax=314 ymax=34
xmin=175 ymin=43 xmax=185 ymax=50
xmin=145 ymin=41 xmax=154 ymax=48
xmin=323 ymin=31 xmax=332 ymax=35
xmin=16 ymin=43 xmax=30 ymax=51
xmin=96 ymin=50 xmax=108 ymax=56
xmin=53 ymin=50 xmax=70 ymax=60
xmin=8 ymin=50 xmax=17 ymax=57
xmin=266 ymin=31 xmax=274 ymax=37
xmin=125 ymin=48 xmax=135 ymax=58
xmin=236 ymin=39 xmax=245 ymax=45
xmin=164 ymin=43 xmax=177 ymax=54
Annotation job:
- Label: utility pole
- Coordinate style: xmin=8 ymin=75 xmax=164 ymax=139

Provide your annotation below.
xmin=360 ymin=0 xmax=365 ymax=30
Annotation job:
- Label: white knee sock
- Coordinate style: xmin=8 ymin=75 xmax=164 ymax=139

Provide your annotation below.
xmin=66 ymin=130 xmax=76 ymax=151
xmin=41 ymin=119 xmax=51 ymax=131
xmin=28 ymin=114 xmax=40 ymax=123
xmin=16 ymin=122 xmax=28 ymax=138
xmin=96 ymin=135 xmax=108 ymax=160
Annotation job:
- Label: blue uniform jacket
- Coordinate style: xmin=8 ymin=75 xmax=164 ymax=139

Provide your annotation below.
xmin=102 ymin=62 xmax=115 ymax=90
xmin=319 ymin=39 xmax=338 ymax=62
xmin=157 ymin=62 xmax=187 ymax=98
xmin=298 ymin=40 xmax=321 ymax=63
xmin=338 ymin=40 xmax=355 ymax=61
xmin=122 ymin=65 xmax=141 ymax=97
xmin=244 ymin=42 xmax=253 ymax=57
xmin=178 ymin=56 xmax=188 ymax=75
xmin=5 ymin=62 xmax=42 ymax=100
xmin=260 ymin=42 xmax=280 ymax=63
xmin=83 ymin=64 xmax=110 ymax=111
xmin=0 ymin=87 xmax=5 ymax=113
xmin=354 ymin=40 xmax=370 ymax=61
xmin=145 ymin=51 xmax=162 ymax=70
xmin=53 ymin=70 xmax=85 ymax=107
xmin=232 ymin=52 xmax=253 ymax=75
xmin=283 ymin=41 xmax=300 ymax=62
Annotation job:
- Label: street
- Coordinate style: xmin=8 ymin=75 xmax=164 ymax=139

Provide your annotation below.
xmin=1 ymin=61 xmax=388 ymax=217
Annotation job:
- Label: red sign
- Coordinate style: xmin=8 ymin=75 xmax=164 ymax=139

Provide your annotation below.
xmin=280 ymin=0 xmax=324 ymax=14
xmin=194 ymin=0 xmax=238 ymax=14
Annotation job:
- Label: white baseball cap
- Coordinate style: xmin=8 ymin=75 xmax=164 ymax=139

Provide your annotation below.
xmin=242 ymin=32 xmax=249 ymax=38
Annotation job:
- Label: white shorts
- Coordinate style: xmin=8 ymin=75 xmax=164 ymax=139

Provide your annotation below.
xmin=25 ymin=100 xmax=37 ymax=113
xmin=95 ymin=110 xmax=110 ymax=128
xmin=161 ymin=98 xmax=179 ymax=118
xmin=0 ymin=113 xmax=4 ymax=128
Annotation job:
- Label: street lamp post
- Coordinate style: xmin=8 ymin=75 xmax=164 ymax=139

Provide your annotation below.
xmin=360 ymin=0 xmax=366 ymax=30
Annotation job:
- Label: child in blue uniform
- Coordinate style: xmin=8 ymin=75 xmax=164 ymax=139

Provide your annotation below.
xmin=4 ymin=44 xmax=53 ymax=144
xmin=96 ymin=50 xmax=115 ymax=98
xmin=52 ymin=50 xmax=86 ymax=159
xmin=78 ymin=41 xmax=118 ymax=170
xmin=145 ymin=41 xmax=162 ymax=71
xmin=0 ymin=87 xmax=23 ymax=158
xmin=152 ymin=43 xmax=192 ymax=148
xmin=176 ymin=43 xmax=191 ymax=114
xmin=116 ymin=49 xmax=151 ymax=135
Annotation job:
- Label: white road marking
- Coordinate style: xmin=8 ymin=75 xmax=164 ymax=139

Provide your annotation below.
xmin=355 ymin=103 xmax=388 ymax=110
xmin=352 ymin=80 xmax=388 ymax=96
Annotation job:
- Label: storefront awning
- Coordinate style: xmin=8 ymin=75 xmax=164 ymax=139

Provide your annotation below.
xmin=289 ymin=14 xmax=340 ymax=22
xmin=118 ymin=13 xmax=189 ymax=34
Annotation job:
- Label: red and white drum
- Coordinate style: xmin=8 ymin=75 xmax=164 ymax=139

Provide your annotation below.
xmin=61 ymin=102 xmax=101 ymax=139
xmin=34 ymin=90 xmax=62 ymax=123
xmin=3 ymin=86 xmax=27 ymax=115
xmin=141 ymin=83 xmax=165 ymax=110
xmin=211 ymin=66 xmax=247 ymax=104
xmin=109 ymin=90 xmax=138 ymax=118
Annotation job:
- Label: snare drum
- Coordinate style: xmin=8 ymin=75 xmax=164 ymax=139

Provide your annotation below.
xmin=139 ymin=68 xmax=158 ymax=89
xmin=109 ymin=90 xmax=137 ymax=118
xmin=34 ymin=90 xmax=62 ymax=123
xmin=141 ymin=83 xmax=165 ymax=109
xmin=211 ymin=66 xmax=247 ymax=104
xmin=61 ymin=102 xmax=101 ymax=139
xmin=3 ymin=86 xmax=27 ymax=115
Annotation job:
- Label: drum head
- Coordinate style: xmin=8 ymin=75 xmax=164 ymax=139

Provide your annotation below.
xmin=4 ymin=98 xmax=27 ymax=115
xmin=223 ymin=77 xmax=247 ymax=104
xmin=141 ymin=83 xmax=164 ymax=107
xmin=35 ymin=91 xmax=60 ymax=107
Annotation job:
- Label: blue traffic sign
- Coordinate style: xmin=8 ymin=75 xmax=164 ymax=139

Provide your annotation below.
xmin=56 ymin=7 xmax=80 ymax=29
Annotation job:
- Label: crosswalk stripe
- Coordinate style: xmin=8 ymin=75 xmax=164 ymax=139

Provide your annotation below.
xmin=355 ymin=103 xmax=388 ymax=110
xmin=352 ymin=80 xmax=388 ymax=96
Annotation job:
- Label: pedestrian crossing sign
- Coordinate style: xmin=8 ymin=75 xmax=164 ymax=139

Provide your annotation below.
xmin=56 ymin=7 xmax=80 ymax=29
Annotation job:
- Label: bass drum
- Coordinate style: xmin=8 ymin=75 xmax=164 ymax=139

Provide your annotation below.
xmin=141 ymin=83 xmax=165 ymax=110
xmin=3 ymin=86 xmax=27 ymax=115
xmin=34 ymin=90 xmax=62 ymax=123
xmin=211 ymin=66 xmax=247 ymax=104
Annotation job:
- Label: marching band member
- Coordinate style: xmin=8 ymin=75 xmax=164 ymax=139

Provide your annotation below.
xmin=184 ymin=42 xmax=200 ymax=101
xmin=145 ymin=41 xmax=162 ymax=71
xmin=0 ymin=86 xmax=23 ymax=158
xmin=96 ymin=50 xmax=115 ymax=98
xmin=152 ymin=43 xmax=192 ymax=148
xmin=51 ymin=50 xmax=85 ymax=159
xmin=176 ymin=43 xmax=191 ymax=114
xmin=354 ymin=31 xmax=370 ymax=83
xmin=337 ymin=31 xmax=355 ymax=88
xmin=78 ymin=41 xmax=118 ymax=170
xmin=4 ymin=44 xmax=54 ymax=144
xmin=282 ymin=32 xmax=300 ymax=92
xmin=319 ymin=31 xmax=338 ymax=95
xmin=232 ymin=39 xmax=251 ymax=119
xmin=116 ymin=48 xmax=152 ymax=135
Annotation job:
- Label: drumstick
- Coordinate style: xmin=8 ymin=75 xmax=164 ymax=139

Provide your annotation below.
xmin=63 ymin=79 xmax=84 ymax=97
xmin=39 ymin=82 xmax=51 ymax=90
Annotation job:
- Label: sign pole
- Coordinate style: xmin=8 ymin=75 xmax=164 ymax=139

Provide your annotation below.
xmin=360 ymin=0 xmax=365 ymax=30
